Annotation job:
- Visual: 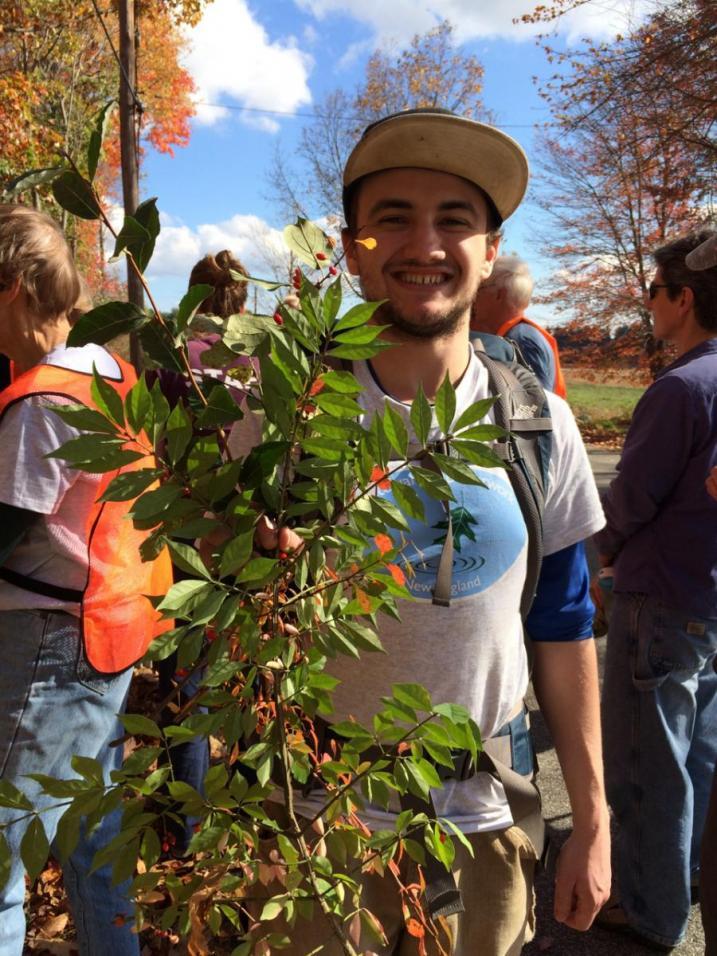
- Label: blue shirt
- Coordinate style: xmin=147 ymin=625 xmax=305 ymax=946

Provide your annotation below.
xmin=505 ymin=320 xmax=556 ymax=392
xmin=595 ymin=338 xmax=717 ymax=618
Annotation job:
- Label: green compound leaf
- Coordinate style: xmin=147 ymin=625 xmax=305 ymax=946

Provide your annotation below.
xmin=67 ymin=301 xmax=148 ymax=348
xmin=0 ymin=780 xmax=33 ymax=811
xmin=20 ymin=817 xmax=50 ymax=881
xmin=121 ymin=714 xmax=162 ymax=738
xmin=2 ymin=166 xmax=63 ymax=200
xmin=283 ymin=218 xmax=333 ymax=268
xmin=435 ymin=372 xmax=456 ymax=435
xmin=52 ymin=171 xmax=101 ymax=220
xmin=410 ymin=385 xmax=432 ymax=445
xmin=176 ymin=283 xmax=214 ymax=335
xmin=90 ymin=366 xmax=125 ymax=427
xmin=87 ymin=100 xmax=116 ymax=181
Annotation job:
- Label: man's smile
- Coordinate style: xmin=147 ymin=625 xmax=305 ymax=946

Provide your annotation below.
xmin=391 ymin=270 xmax=453 ymax=287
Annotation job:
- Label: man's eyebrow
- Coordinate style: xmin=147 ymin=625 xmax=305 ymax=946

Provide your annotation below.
xmin=437 ymin=200 xmax=479 ymax=215
xmin=366 ymin=199 xmax=412 ymax=217
xmin=366 ymin=198 xmax=480 ymax=216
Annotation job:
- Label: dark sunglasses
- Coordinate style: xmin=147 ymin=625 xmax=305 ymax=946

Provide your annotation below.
xmin=647 ymin=282 xmax=674 ymax=300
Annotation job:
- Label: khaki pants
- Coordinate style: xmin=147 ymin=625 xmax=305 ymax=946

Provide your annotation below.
xmin=253 ymin=810 xmax=537 ymax=956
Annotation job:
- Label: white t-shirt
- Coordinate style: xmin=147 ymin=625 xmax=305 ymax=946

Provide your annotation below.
xmin=228 ymin=351 xmax=604 ymax=832
xmin=0 ymin=344 xmax=121 ymax=615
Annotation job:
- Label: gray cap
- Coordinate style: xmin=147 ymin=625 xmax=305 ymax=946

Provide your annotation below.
xmin=343 ymin=109 xmax=529 ymax=224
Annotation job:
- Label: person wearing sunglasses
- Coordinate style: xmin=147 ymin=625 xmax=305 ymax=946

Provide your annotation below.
xmin=594 ymin=228 xmax=717 ymax=951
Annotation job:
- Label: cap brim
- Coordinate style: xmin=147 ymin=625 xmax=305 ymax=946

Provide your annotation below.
xmin=343 ymin=112 xmax=529 ymax=223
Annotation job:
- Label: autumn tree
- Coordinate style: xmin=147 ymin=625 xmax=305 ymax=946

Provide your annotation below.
xmin=268 ymin=20 xmax=492 ymax=225
xmin=527 ymin=0 xmax=714 ymax=374
xmin=0 ymin=0 xmax=200 ymax=295
xmin=521 ymin=0 xmax=716 ymax=169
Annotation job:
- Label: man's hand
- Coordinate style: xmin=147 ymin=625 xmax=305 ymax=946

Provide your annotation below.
xmin=255 ymin=516 xmax=303 ymax=555
xmin=554 ymin=818 xmax=611 ymax=930
xmin=706 ymin=465 xmax=717 ymax=502
xmin=199 ymin=515 xmax=303 ymax=571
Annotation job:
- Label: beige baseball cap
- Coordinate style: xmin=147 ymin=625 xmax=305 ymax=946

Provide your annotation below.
xmin=343 ymin=108 xmax=529 ymax=225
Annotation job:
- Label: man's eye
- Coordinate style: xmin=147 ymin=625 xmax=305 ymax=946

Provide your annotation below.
xmin=441 ymin=218 xmax=472 ymax=228
xmin=376 ymin=215 xmax=407 ymax=226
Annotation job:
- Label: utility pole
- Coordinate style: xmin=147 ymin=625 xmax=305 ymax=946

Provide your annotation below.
xmin=118 ymin=0 xmax=143 ymax=371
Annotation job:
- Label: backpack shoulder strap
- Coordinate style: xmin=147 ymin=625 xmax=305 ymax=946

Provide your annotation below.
xmin=472 ymin=345 xmax=553 ymax=619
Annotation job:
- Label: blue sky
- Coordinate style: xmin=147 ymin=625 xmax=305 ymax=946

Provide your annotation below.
xmin=139 ymin=0 xmax=652 ymax=313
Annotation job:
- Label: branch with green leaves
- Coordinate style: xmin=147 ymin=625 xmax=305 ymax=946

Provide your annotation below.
xmin=1 ymin=107 xmax=508 ymax=952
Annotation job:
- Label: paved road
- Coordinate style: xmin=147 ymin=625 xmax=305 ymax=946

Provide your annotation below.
xmin=521 ymin=449 xmax=706 ymax=955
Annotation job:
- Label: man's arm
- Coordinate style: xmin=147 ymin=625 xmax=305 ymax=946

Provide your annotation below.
xmin=526 ymin=542 xmax=610 ymax=930
xmin=595 ymin=375 xmax=693 ymax=562
xmin=532 ymin=638 xmax=611 ymax=930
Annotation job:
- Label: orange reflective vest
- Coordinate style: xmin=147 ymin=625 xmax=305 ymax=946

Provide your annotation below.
xmin=496 ymin=315 xmax=567 ymax=399
xmin=0 ymin=354 xmax=173 ymax=673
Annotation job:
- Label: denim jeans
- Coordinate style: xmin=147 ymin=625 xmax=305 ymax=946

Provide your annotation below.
xmin=492 ymin=705 xmax=535 ymax=777
xmin=0 ymin=609 xmax=139 ymax=956
xmin=703 ymin=763 xmax=717 ymax=956
xmin=156 ymin=651 xmax=209 ymax=852
xmin=603 ymin=592 xmax=717 ymax=948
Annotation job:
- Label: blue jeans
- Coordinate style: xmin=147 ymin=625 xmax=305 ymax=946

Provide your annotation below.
xmin=603 ymin=593 xmax=717 ymax=947
xmin=156 ymin=652 xmax=209 ymax=852
xmin=0 ymin=609 xmax=139 ymax=956
xmin=493 ymin=705 xmax=535 ymax=777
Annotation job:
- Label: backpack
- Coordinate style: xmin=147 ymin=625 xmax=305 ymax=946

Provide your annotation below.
xmin=429 ymin=331 xmax=553 ymax=617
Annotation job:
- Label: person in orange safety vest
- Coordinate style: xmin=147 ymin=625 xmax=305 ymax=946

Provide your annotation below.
xmin=0 ymin=203 xmax=170 ymax=956
xmin=470 ymin=254 xmax=567 ymax=397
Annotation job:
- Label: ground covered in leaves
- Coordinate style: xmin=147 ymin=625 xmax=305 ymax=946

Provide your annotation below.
xmin=23 ymin=667 xmax=239 ymax=956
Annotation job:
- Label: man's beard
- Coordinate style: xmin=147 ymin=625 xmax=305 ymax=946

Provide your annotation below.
xmin=375 ymin=297 xmax=472 ymax=340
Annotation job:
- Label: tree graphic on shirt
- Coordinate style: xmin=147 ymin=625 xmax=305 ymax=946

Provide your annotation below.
xmin=433 ymin=506 xmax=478 ymax=552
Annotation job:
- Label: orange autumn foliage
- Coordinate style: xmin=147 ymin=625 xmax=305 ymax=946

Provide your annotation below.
xmin=0 ymin=0 xmax=201 ymax=291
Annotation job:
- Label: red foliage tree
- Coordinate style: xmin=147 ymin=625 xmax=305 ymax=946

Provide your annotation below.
xmin=0 ymin=0 xmax=200 ymax=295
xmin=526 ymin=0 xmax=715 ymax=376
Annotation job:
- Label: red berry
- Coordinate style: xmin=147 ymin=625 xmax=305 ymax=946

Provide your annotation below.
xmin=162 ymin=841 xmax=170 ymax=852
xmin=315 ymin=251 xmax=327 ymax=261
xmin=328 ymin=266 xmax=338 ymax=276
xmin=279 ymin=551 xmax=288 ymax=560
xmin=273 ymin=312 xmax=284 ymax=325
xmin=193 ymin=823 xmax=201 ymax=833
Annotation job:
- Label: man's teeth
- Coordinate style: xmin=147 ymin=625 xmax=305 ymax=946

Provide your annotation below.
xmin=399 ymin=273 xmax=447 ymax=285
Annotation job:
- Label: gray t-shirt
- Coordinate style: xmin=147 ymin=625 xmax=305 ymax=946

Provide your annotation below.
xmin=0 ymin=344 xmax=121 ymax=615
xmin=228 ymin=351 xmax=604 ymax=831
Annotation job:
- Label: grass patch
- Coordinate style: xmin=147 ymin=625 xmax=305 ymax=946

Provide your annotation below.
xmin=566 ymin=380 xmax=645 ymax=443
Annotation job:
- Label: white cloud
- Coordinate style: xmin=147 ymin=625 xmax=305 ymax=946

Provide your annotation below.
xmin=293 ymin=0 xmax=654 ymax=45
xmin=146 ymin=211 xmax=288 ymax=285
xmin=183 ymin=0 xmax=313 ymax=127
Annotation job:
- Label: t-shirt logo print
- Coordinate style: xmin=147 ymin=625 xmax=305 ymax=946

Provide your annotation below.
xmin=380 ymin=465 xmax=527 ymax=601
xmin=433 ymin=506 xmax=479 ymax=551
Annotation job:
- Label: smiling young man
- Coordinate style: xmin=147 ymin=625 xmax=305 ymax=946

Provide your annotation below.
xmin=230 ymin=110 xmax=610 ymax=954
xmin=595 ymin=228 xmax=717 ymax=951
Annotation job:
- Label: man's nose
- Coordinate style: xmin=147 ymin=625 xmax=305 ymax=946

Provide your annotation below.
xmin=402 ymin=220 xmax=446 ymax=259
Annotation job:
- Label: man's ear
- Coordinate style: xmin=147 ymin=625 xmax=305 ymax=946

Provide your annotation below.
xmin=479 ymin=239 xmax=500 ymax=281
xmin=341 ymin=228 xmax=360 ymax=276
xmin=0 ymin=277 xmax=22 ymax=305
xmin=680 ymin=285 xmax=695 ymax=314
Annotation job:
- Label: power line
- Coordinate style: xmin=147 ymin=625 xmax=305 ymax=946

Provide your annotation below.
xmin=193 ymin=100 xmax=554 ymax=129
xmin=90 ymin=1 xmax=553 ymax=131
xmin=90 ymin=0 xmax=144 ymax=114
